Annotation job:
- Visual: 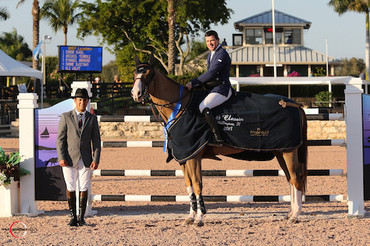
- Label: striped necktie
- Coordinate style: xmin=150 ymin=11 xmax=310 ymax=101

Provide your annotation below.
xmin=78 ymin=113 xmax=83 ymax=128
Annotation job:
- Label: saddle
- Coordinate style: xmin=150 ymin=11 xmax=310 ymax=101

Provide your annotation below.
xmin=166 ymin=90 xmax=304 ymax=163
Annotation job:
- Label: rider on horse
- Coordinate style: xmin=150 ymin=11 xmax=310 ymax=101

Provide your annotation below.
xmin=186 ymin=30 xmax=233 ymax=146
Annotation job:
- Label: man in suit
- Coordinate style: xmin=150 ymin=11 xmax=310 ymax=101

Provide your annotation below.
xmin=57 ymin=88 xmax=101 ymax=226
xmin=186 ymin=30 xmax=233 ymax=146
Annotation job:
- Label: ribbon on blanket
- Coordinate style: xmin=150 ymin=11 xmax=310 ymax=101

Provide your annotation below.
xmin=163 ymin=85 xmax=184 ymax=152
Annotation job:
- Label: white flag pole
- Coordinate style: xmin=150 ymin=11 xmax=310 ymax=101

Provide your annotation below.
xmin=272 ymin=0 xmax=277 ymax=78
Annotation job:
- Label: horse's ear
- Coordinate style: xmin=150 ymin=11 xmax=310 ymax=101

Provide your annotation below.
xmin=134 ymin=55 xmax=140 ymax=66
xmin=148 ymin=54 xmax=156 ymax=66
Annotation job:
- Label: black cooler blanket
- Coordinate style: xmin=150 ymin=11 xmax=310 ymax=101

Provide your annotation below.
xmin=167 ymin=91 xmax=303 ymax=163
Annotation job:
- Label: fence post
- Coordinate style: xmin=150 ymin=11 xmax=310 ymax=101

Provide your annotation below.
xmin=345 ymin=78 xmax=365 ymax=217
xmin=18 ymin=93 xmax=43 ymax=216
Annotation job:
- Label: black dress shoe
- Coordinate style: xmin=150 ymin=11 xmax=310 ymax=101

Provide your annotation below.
xmin=68 ymin=218 xmax=78 ymax=227
xmin=78 ymin=216 xmax=87 ymax=226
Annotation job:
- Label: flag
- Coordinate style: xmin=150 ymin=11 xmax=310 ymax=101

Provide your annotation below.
xmin=33 ymin=40 xmax=43 ymax=61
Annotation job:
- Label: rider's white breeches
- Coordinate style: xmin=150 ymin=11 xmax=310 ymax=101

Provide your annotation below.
xmin=199 ymin=88 xmax=232 ymax=113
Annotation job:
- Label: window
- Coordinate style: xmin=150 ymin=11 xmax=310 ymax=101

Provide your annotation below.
xmin=232 ymin=34 xmax=243 ymax=46
xmin=292 ymin=29 xmax=301 ymax=44
xmin=284 ymin=30 xmax=293 ymax=44
xmin=264 ymin=27 xmax=283 ymax=44
xmin=245 ymin=29 xmax=262 ymax=44
xmin=284 ymin=29 xmax=301 ymax=45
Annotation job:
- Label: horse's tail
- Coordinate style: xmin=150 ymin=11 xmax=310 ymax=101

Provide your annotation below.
xmin=298 ymin=108 xmax=308 ymax=193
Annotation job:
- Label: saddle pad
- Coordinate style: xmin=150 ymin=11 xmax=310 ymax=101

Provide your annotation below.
xmin=167 ymin=91 xmax=303 ymax=163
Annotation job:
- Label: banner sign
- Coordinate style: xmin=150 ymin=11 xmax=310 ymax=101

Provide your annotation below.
xmin=35 ymin=99 xmax=74 ymax=200
xmin=362 ymin=94 xmax=370 ymax=200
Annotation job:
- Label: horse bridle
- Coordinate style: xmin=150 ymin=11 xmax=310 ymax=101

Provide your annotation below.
xmin=134 ymin=63 xmax=174 ymax=123
xmin=133 ymin=63 xmax=188 ymax=124
xmin=134 ymin=63 xmax=156 ymax=104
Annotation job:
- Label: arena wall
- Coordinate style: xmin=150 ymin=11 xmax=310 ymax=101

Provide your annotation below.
xmin=98 ymin=120 xmax=346 ymax=140
xmin=8 ymin=119 xmax=346 ymax=140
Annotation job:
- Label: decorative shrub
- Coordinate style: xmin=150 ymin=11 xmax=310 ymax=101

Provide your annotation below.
xmin=314 ymin=91 xmax=333 ymax=107
xmin=0 ymin=147 xmax=29 ymax=186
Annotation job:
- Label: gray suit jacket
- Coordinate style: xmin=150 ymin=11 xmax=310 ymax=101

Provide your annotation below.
xmin=57 ymin=109 xmax=101 ymax=167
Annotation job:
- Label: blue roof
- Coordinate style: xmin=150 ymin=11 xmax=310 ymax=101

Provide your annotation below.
xmin=234 ymin=10 xmax=311 ymax=30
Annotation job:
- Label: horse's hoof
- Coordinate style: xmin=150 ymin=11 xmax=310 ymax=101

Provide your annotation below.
xmin=182 ymin=218 xmax=194 ymax=226
xmin=193 ymin=220 xmax=204 ymax=227
xmin=288 ymin=217 xmax=299 ymax=224
xmin=284 ymin=210 xmax=292 ymax=220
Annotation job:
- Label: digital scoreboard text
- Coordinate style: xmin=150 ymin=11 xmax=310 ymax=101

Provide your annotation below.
xmin=58 ymin=46 xmax=102 ymax=72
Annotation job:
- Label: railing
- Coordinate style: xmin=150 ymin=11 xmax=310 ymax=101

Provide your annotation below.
xmin=0 ymin=101 xmax=18 ymax=125
xmin=90 ymin=82 xmax=147 ymax=115
xmin=0 ymin=85 xmax=18 ymax=101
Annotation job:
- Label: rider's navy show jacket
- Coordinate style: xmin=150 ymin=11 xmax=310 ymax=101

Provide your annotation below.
xmin=190 ymin=45 xmax=232 ymax=96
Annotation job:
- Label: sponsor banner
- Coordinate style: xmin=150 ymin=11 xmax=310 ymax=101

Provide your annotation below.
xmin=35 ymin=99 xmax=74 ymax=200
xmin=362 ymin=94 xmax=370 ymax=200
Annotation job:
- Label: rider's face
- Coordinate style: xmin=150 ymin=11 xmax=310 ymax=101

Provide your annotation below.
xmin=205 ymin=35 xmax=219 ymax=52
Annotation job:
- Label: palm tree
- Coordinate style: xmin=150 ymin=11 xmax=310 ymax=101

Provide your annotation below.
xmin=17 ymin=0 xmax=40 ymax=69
xmin=328 ymin=0 xmax=370 ymax=80
xmin=0 ymin=29 xmax=32 ymax=60
xmin=41 ymin=0 xmax=81 ymax=45
xmin=0 ymin=6 xmax=10 ymax=21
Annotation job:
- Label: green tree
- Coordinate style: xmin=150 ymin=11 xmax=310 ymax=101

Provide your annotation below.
xmin=0 ymin=29 xmax=32 ymax=60
xmin=41 ymin=0 xmax=81 ymax=45
xmin=188 ymin=40 xmax=207 ymax=61
xmin=101 ymin=61 xmax=118 ymax=82
xmin=328 ymin=0 xmax=370 ymax=80
xmin=77 ymin=0 xmax=231 ymax=75
xmin=335 ymin=57 xmax=365 ymax=76
xmin=17 ymin=0 xmax=40 ymax=69
xmin=0 ymin=6 xmax=10 ymax=20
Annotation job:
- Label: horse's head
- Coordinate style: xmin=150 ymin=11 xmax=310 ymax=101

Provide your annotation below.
xmin=131 ymin=55 xmax=156 ymax=103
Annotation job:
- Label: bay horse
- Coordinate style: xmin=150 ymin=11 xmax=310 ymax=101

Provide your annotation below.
xmin=131 ymin=56 xmax=307 ymax=226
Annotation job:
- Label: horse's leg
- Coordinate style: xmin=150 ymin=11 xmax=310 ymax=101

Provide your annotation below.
xmin=275 ymin=150 xmax=303 ymax=223
xmin=289 ymin=181 xmax=302 ymax=224
xmin=274 ymin=151 xmax=293 ymax=219
xmin=282 ymin=150 xmax=303 ymax=223
xmin=184 ymin=156 xmax=205 ymax=227
xmin=281 ymin=183 xmax=296 ymax=220
xmin=180 ymin=164 xmax=197 ymax=225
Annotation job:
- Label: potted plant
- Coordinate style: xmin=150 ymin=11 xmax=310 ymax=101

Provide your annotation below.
xmin=0 ymin=147 xmax=30 ymax=217
xmin=0 ymin=147 xmax=29 ymax=185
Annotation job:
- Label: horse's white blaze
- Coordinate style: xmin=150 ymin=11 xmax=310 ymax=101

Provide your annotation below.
xmin=131 ymin=73 xmax=143 ymax=102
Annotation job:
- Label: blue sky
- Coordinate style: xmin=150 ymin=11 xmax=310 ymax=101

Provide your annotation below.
xmin=0 ymin=0 xmax=366 ymax=65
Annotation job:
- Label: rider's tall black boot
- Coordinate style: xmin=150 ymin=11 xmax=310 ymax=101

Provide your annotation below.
xmin=67 ymin=190 xmax=78 ymax=226
xmin=78 ymin=190 xmax=88 ymax=226
xmin=202 ymin=108 xmax=223 ymax=146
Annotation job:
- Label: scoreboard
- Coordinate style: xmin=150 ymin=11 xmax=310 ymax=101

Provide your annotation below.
xmin=58 ymin=46 xmax=102 ymax=72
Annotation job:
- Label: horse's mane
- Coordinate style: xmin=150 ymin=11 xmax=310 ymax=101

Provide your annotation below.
xmin=153 ymin=67 xmax=186 ymax=87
